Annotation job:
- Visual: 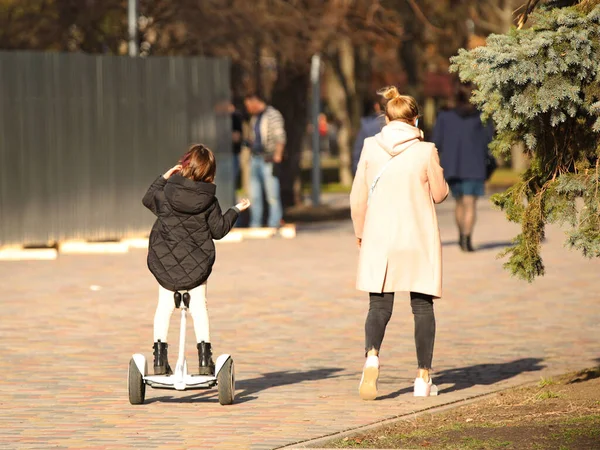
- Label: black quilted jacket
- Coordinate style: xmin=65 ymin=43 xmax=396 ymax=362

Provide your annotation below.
xmin=142 ymin=174 xmax=239 ymax=292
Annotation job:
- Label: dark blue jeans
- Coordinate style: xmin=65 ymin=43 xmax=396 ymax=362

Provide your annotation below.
xmin=365 ymin=292 xmax=435 ymax=369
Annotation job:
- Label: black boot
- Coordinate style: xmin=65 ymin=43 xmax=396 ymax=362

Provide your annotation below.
xmin=153 ymin=341 xmax=172 ymax=375
xmin=197 ymin=341 xmax=215 ymax=376
xmin=460 ymin=235 xmax=475 ymax=252
xmin=459 ymin=235 xmax=468 ymax=251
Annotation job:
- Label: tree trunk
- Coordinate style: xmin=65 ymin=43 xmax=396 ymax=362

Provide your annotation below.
xmin=254 ymin=38 xmax=263 ymax=96
xmin=399 ymin=20 xmax=421 ymax=99
xmin=271 ymin=66 xmax=309 ymax=209
xmin=327 ymin=38 xmax=355 ymax=188
xmin=353 ymin=45 xmax=372 ymax=130
xmin=498 ymin=1 xmax=517 ymax=33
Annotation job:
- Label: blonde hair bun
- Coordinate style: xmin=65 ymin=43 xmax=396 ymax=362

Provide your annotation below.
xmin=377 ymin=86 xmax=419 ymax=124
xmin=378 ymin=86 xmax=401 ymax=100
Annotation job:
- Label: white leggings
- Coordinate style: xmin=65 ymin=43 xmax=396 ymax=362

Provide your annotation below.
xmin=153 ymin=284 xmax=210 ymax=344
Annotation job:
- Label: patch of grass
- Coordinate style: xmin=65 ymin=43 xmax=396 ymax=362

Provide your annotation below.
xmin=327 ymin=367 xmax=600 ymax=449
xmin=487 ymin=167 xmax=522 ymax=188
xmin=458 ymin=437 xmax=512 ymax=449
xmin=563 ymin=414 xmax=600 ymax=425
xmin=536 ymin=390 xmax=561 ymax=400
xmin=538 ymin=376 xmax=556 ymax=388
xmin=303 ymin=182 xmax=351 ymax=194
xmin=300 ymin=156 xmax=340 ymax=170
xmin=447 ymin=423 xmax=466 ymax=432
xmin=554 ymin=421 xmax=600 ymax=445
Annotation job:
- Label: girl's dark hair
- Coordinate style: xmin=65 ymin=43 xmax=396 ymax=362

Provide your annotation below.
xmin=179 ymin=144 xmax=216 ymax=183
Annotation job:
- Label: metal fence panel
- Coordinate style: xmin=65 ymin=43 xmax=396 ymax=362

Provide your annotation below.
xmin=0 ymin=51 xmax=232 ymax=247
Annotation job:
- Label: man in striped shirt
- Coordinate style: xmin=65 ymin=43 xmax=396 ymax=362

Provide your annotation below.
xmin=244 ymin=93 xmax=286 ymax=228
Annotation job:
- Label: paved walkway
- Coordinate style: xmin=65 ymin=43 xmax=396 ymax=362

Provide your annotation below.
xmin=1 ymin=199 xmax=599 ymax=449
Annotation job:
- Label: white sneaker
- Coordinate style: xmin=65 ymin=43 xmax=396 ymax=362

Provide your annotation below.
xmin=359 ymin=355 xmax=380 ymax=401
xmin=414 ymin=377 xmax=438 ymax=397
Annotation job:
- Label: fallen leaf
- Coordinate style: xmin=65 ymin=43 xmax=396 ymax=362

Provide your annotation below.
xmin=466 ymin=418 xmax=474 ymax=423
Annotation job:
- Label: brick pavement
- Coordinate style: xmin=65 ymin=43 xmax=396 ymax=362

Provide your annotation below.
xmin=1 ymin=198 xmax=599 ymax=449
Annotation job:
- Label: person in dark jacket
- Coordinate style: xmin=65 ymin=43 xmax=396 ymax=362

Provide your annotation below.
xmin=352 ymin=96 xmax=387 ymax=175
xmin=432 ymin=84 xmax=494 ymax=252
xmin=142 ymin=144 xmax=250 ymax=376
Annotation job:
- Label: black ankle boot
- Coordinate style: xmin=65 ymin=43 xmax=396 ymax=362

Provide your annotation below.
xmin=459 ymin=235 xmax=468 ymax=251
xmin=153 ymin=341 xmax=172 ymax=375
xmin=460 ymin=235 xmax=475 ymax=252
xmin=197 ymin=341 xmax=215 ymax=376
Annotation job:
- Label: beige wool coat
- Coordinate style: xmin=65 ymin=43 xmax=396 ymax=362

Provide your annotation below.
xmin=350 ymin=121 xmax=449 ymax=298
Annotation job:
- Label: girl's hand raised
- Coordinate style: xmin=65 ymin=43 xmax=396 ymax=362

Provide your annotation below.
xmin=235 ymin=199 xmax=251 ymax=211
xmin=163 ymin=165 xmax=182 ymax=179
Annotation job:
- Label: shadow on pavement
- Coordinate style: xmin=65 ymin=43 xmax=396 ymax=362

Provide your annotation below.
xmin=284 ymin=206 xmax=351 ymax=223
xmin=442 ymin=240 xmax=513 ymax=251
xmin=476 ymin=241 xmax=514 ymax=251
xmin=567 ymin=366 xmax=600 ymax=384
xmin=145 ymin=389 xmax=218 ymax=405
xmin=145 ymin=367 xmax=345 ymax=405
xmin=297 ymin=221 xmax=353 ymax=233
xmin=235 ymin=368 xmax=345 ymax=403
xmin=377 ymin=358 xmax=546 ymax=400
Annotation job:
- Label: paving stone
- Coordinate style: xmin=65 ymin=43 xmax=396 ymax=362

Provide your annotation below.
xmin=1 ymin=199 xmax=598 ymax=449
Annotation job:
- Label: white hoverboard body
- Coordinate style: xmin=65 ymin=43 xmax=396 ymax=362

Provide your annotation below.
xmin=128 ymin=294 xmax=235 ymax=405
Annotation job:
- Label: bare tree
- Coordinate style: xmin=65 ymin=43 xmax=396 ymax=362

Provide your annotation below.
xmin=0 ymin=0 xmax=125 ymax=52
xmin=2 ymin=0 xmax=538 ymax=198
xmin=471 ymin=0 xmax=520 ymax=34
xmin=137 ymin=0 xmax=407 ymax=198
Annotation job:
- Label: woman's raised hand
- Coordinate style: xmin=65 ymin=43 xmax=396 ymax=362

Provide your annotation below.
xmin=163 ymin=164 xmax=182 ymax=179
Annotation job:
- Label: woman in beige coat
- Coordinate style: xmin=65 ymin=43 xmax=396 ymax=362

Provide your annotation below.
xmin=350 ymin=87 xmax=449 ymax=400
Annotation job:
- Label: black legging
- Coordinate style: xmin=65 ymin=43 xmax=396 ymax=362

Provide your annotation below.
xmin=365 ymin=292 xmax=435 ymax=369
